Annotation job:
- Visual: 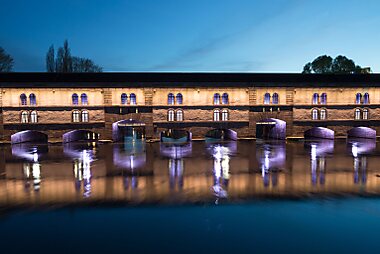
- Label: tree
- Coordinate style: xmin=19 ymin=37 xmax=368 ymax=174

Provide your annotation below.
xmin=72 ymin=57 xmax=102 ymax=72
xmin=0 ymin=47 xmax=14 ymax=72
xmin=302 ymin=55 xmax=371 ymax=74
xmin=46 ymin=45 xmax=55 ymax=72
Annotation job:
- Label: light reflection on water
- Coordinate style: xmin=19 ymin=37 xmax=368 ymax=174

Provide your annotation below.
xmin=2 ymin=139 xmax=380 ymax=207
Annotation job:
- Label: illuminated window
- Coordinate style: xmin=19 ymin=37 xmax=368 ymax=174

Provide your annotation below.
xmin=30 ymin=111 xmax=38 ymax=123
xmin=72 ymin=110 xmax=80 ymax=122
xmin=222 ymin=93 xmax=229 ymax=104
xmin=130 ymin=93 xmax=136 ymax=105
xmin=272 ymin=93 xmax=279 ymax=104
xmin=320 ymin=93 xmax=327 ymax=104
xmin=29 ymin=93 xmax=36 ymax=105
xmin=355 ymin=93 xmax=362 ymax=104
xmin=168 ymin=109 xmax=175 ymax=121
xmin=312 ymin=93 xmax=319 ymax=104
xmin=168 ymin=93 xmax=175 ymax=105
xmin=214 ymin=93 xmax=221 ymax=105
xmin=121 ymin=93 xmax=128 ymax=105
xmin=363 ymin=93 xmax=369 ymax=104
xmin=213 ymin=109 xmax=220 ymax=121
xmin=81 ymin=110 xmax=89 ymax=122
xmin=363 ymin=108 xmax=369 ymax=120
xmin=221 ymin=109 xmax=229 ymax=121
xmin=20 ymin=94 xmax=27 ymax=105
xmin=264 ymin=93 xmax=271 ymax=104
xmin=176 ymin=93 xmax=183 ymax=105
xmin=355 ymin=108 xmax=361 ymax=120
xmin=176 ymin=109 xmax=183 ymax=121
xmin=21 ymin=111 xmax=29 ymax=123
xmin=81 ymin=93 xmax=88 ymax=105
xmin=312 ymin=108 xmax=319 ymax=120
xmin=72 ymin=93 xmax=79 ymax=105
xmin=320 ymin=109 xmax=327 ymax=120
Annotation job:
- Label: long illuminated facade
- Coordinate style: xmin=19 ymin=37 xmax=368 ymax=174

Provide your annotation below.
xmin=0 ymin=72 xmax=380 ymax=143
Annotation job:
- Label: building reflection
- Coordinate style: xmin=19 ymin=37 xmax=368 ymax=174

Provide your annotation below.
xmin=256 ymin=141 xmax=285 ymax=187
xmin=160 ymin=142 xmax=192 ymax=190
xmin=304 ymin=140 xmax=334 ymax=186
xmin=347 ymin=139 xmax=376 ymax=185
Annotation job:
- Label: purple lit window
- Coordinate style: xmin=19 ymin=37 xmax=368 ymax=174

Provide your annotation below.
xmin=29 ymin=93 xmax=36 ymax=105
xmin=272 ymin=93 xmax=279 ymax=104
xmin=363 ymin=93 xmax=369 ymax=104
xmin=81 ymin=93 xmax=88 ymax=105
xmin=320 ymin=93 xmax=327 ymax=104
xmin=214 ymin=93 xmax=221 ymax=105
xmin=20 ymin=94 xmax=27 ymax=105
xmin=130 ymin=93 xmax=136 ymax=105
xmin=356 ymin=93 xmax=362 ymax=104
xmin=222 ymin=93 xmax=229 ymax=104
xmin=264 ymin=93 xmax=271 ymax=104
xmin=72 ymin=93 xmax=79 ymax=105
xmin=176 ymin=93 xmax=183 ymax=105
xmin=121 ymin=93 xmax=128 ymax=105
xmin=312 ymin=93 xmax=319 ymax=104
xmin=168 ymin=93 xmax=175 ymax=105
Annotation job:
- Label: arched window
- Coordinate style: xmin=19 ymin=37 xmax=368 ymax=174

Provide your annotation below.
xmin=213 ymin=109 xmax=220 ymax=121
xmin=214 ymin=93 xmax=221 ymax=105
xmin=80 ymin=93 xmax=88 ymax=105
xmin=72 ymin=93 xmax=79 ymax=105
xmin=21 ymin=111 xmax=29 ymax=123
xmin=130 ymin=93 xmax=137 ymax=105
xmin=176 ymin=109 xmax=183 ymax=121
xmin=264 ymin=93 xmax=271 ymax=104
xmin=354 ymin=108 xmax=361 ymax=120
xmin=72 ymin=110 xmax=80 ymax=122
xmin=363 ymin=93 xmax=369 ymax=104
xmin=20 ymin=94 xmax=27 ymax=105
xmin=221 ymin=109 xmax=229 ymax=121
xmin=312 ymin=93 xmax=319 ymax=104
xmin=81 ymin=110 xmax=89 ymax=122
xmin=222 ymin=93 xmax=229 ymax=104
xmin=168 ymin=93 xmax=175 ymax=105
xmin=121 ymin=93 xmax=128 ymax=105
xmin=272 ymin=93 xmax=279 ymax=104
xmin=320 ymin=93 xmax=327 ymax=104
xmin=320 ymin=109 xmax=327 ymax=120
xmin=168 ymin=109 xmax=175 ymax=121
xmin=312 ymin=108 xmax=319 ymax=120
xmin=176 ymin=93 xmax=183 ymax=105
xmin=363 ymin=108 xmax=369 ymax=120
xmin=29 ymin=93 xmax=36 ymax=105
xmin=355 ymin=93 xmax=362 ymax=104
xmin=30 ymin=111 xmax=38 ymax=123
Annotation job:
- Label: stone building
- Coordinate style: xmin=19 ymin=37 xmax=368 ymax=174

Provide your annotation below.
xmin=0 ymin=72 xmax=379 ymax=143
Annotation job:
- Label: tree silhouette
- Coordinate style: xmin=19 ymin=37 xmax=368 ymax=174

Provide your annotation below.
xmin=302 ymin=55 xmax=370 ymax=74
xmin=0 ymin=47 xmax=14 ymax=72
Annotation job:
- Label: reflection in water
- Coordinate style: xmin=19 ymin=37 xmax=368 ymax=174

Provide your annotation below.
xmin=256 ymin=142 xmax=285 ymax=187
xmin=348 ymin=139 xmax=376 ymax=185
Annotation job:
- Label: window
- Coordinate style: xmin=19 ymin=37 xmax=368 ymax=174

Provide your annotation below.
xmin=168 ymin=93 xmax=175 ymax=105
xmin=72 ymin=110 xmax=80 ymax=122
xmin=320 ymin=93 xmax=327 ymax=104
xmin=221 ymin=109 xmax=228 ymax=121
xmin=130 ymin=93 xmax=136 ymax=105
xmin=272 ymin=93 xmax=279 ymax=104
xmin=21 ymin=111 xmax=29 ymax=123
xmin=355 ymin=108 xmax=361 ymax=120
xmin=30 ymin=111 xmax=38 ymax=123
xmin=312 ymin=109 xmax=319 ymax=120
xmin=29 ymin=93 xmax=36 ymax=105
xmin=121 ymin=93 xmax=128 ymax=105
xmin=213 ymin=109 xmax=220 ymax=121
xmin=363 ymin=93 xmax=369 ymax=104
xmin=176 ymin=109 xmax=183 ymax=121
xmin=176 ymin=93 xmax=183 ymax=105
xmin=80 ymin=93 xmax=88 ymax=105
xmin=363 ymin=108 xmax=369 ymax=120
xmin=320 ymin=109 xmax=327 ymax=120
xmin=168 ymin=109 xmax=175 ymax=121
xmin=20 ymin=94 xmax=27 ymax=105
xmin=81 ymin=110 xmax=89 ymax=122
xmin=355 ymin=93 xmax=362 ymax=104
xmin=222 ymin=93 xmax=229 ymax=104
xmin=214 ymin=93 xmax=221 ymax=105
xmin=312 ymin=93 xmax=319 ymax=104
xmin=72 ymin=93 xmax=79 ymax=105
xmin=264 ymin=93 xmax=271 ymax=104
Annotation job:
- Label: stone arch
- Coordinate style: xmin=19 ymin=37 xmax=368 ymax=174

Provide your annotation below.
xmin=63 ymin=130 xmax=100 ymax=143
xmin=160 ymin=129 xmax=192 ymax=143
xmin=304 ymin=127 xmax=334 ymax=139
xmin=11 ymin=130 xmax=48 ymax=144
xmin=347 ymin=127 xmax=376 ymax=139
xmin=205 ymin=129 xmax=237 ymax=141
xmin=256 ymin=118 xmax=286 ymax=140
xmin=112 ymin=119 xmax=146 ymax=142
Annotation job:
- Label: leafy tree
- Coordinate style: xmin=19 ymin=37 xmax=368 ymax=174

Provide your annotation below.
xmin=302 ymin=55 xmax=371 ymax=74
xmin=0 ymin=47 xmax=14 ymax=72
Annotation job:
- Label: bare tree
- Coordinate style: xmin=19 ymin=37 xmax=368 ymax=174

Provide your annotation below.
xmin=46 ymin=45 xmax=55 ymax=72
xmin=0 ymin=47 xmax=14 ymax=72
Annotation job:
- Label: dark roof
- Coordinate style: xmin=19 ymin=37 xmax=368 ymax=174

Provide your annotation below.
xmin=0 ymin=72 xmax=380 ymax=87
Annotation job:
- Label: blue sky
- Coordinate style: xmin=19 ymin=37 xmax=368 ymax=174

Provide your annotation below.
xmin=1 ymin=0 xmax=379 ymax=72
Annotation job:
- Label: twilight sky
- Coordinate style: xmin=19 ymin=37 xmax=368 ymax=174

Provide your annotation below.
xmin=1 ymin=0 xmax=380 ymax=72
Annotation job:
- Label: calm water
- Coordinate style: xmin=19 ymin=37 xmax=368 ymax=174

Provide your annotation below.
xmin=1 ymin=139 xmax=380 ymax=253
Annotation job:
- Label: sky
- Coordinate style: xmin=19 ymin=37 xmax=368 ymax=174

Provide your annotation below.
xmin=1 ymin=0 xmax=380 ymax=72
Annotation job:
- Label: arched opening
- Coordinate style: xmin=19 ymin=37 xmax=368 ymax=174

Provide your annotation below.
xmin=30 ymin=110 xmax=38 ymax=123
xmin=21 ymin=111 xmax=29 ymax=123
xmin=264 ymin=93 xmax=271 ymax=104
xmin=222 ymin=93 xmax=229 ymax=104
xmin=176 ymin=109 xmax=183 ymax=121
xmin=363 ymin=108 xmax=369 ymax=120
xmin=161 ymin=129 xmax=191 ymax=143
xmin=112 ymin=119 xmax=146 ymax=142
xmin=121 ymin=93 xmax=128 ymax=105
xmin=320 ymin=93 xmax=327 ymax=104
xmin=320 ymin=108 xmax=327 ymax=120
xmin=312 ymin=93 xmax=319 ymax=104
xmin=11 ymin=130 xmax=48 ymax=144
xmin=355 ymin=93 xmax=362 ymax=104
xmin=256 ymin=118 xmax=286 ymax=140
xmin=20 ymin=93 xmax=27 ymax=105
xmin=214 ymin=93 xmax=221 ymax=105
xmin=213 ymin=109 xmax=220 ymax=121
xmin=205 ymin=129 xmax=237 ymax=141
xmin=272 ymin=93 xmax=279 ymax=104
xmin=304 ymin=127 xmax=334 ymax=140
xmin=80 ymin=93 xmax=88 ymax=105
xmin=363 ymin=93 xmax=370 ymax=104
xmin=130 ymin=93 xmax=137 ymax=105
xmin=81 ymin=110 xmax=89 ymax=122
xmin=347 ymin=127 xmax=376 ymax=139
xmin=29 ymin=93 xmax=37 ymax=105
xmin=72 ymin=93 xmax=79 ymax=105
xmin=168 ymin=93 xmax=175 ymax=105
xmin=312 ymin=108 xmax=319 ymax=120
xmin=63 ymin=130 xmax=100 ymax=143
xmin=221 ymin=109 xmax=228 ymax=121
xmin=176 ymin=93 xmax=183 ymax=105
xmin=72 ymin=110 xmax=80 ymax=122
xmin=168 ymin=109 xmax=175 ymax=121
xmin=354 ymin=108 xmax=361 ymax=120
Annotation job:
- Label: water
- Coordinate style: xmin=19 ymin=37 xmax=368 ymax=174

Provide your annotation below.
xmin=1 ymin=139 xmax=380 ymax=253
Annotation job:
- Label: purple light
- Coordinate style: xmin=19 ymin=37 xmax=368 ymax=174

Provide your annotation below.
xmin=160 ymin=143 xmax=192 ymax=159
xmin=348 ymin=127 xmax=376 ymax=139
xmin=304 ymin=127 xmax=334 ymax=139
